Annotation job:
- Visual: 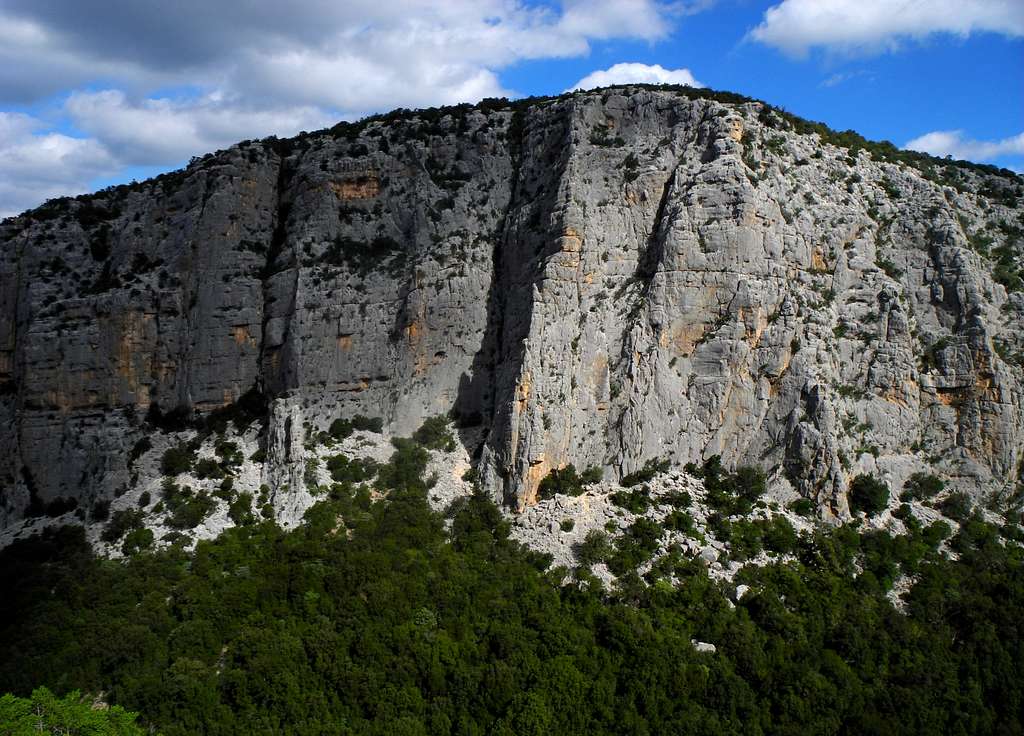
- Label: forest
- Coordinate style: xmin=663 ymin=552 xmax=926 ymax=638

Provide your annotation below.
xmin=0 ymin=429 xmax=1021 ymax=735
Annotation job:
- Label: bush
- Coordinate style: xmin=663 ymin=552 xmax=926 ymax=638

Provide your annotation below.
xmin=194 ymin=458 xmax=225 ymax=480
xmin=412 ymin=416 xmax=456 ymax=451
xmin=608 ymin=518 xmax=662 ymax=575
xmin=609 ymin=487 xmax=651 ymax=513
xmin=160 ymin=444 xmax=196 ymax=476
xmin=573 ymin=529 xmax=612 ymax=566
xmin=901 ymin=473 xmax=945 ymax=502
xmin=121 ymin=527 xmax=154 ymax=556
xmin=329 ymin=414 xmax=384 ymax=440
xmin=940 ymin=492 xmax=973 ymax=522
xmin=537 ymin=464 xmax=602 ymax=500
xmin=848 ymin=474 xmax=890 ymax=516
xmin=162 ymin=482 xmax=215 ymax=530
xmin=789 ymin=498 xmax=815 ymax=517
xmin=228 ymin=493 xmax=255 ymax=526
xmin=663 ymin=509 xmax=697 ymax=535
xmin=663 ymin=490 xmax=692 ymax=508
xmin=215 ymin=477 xmax=235 ymax=501
xmin=137 ymin=491 xmax=151 ymax=508
xmin=761 ymin=516 xmax=798 ymax=554
xmin=43 ymin=497 xmax=78 ymax=518
xmin=620 ymin=457 xmax=670 ymax=487
xmin=214 ymin=439 xmax=243 ymax=468
xmin=560 ymin=519 xmax=575 ymax=532
xmin=704 ymin=460 xmax=767 ymax=515
xmin=326 ymin=454 xmax=378 ymax=484
xmin=100 ymin=509 xmax=144 ymax=543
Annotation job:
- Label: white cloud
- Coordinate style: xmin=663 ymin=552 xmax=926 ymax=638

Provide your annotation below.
xmin=0 ymin=113 xmax=118 ymax=218
xmin=0 ymin=1 xmax=691 ymax=216
xmin=558 ymin=0 xmax=671 ymax=40
xmin=567 ymin=62 xmax=703 ymax=92
xmin=819 ymin=70 xmax=870 ymax=88
xmin=65 ymin=91 xmax=333 ymax=166
xmin=904 ymin=129 xmax=1024 ymax=163
xmin=750 ymin=0 xmax=1024 ymax=56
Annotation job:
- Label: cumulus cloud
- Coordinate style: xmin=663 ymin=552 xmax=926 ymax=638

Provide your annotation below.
xmin=0 ymin=1 xmax=675 ymax=108
xmin=567 ymin=62 xmax=702 ymax=92
xmin=0 ymin=0 xmax=686 ymax=216
xmin=64 ymin=91 xmax=333 ymax=166
xmin=904 ymin=129 xmax=1024 ymax=164
xmin=0 ymin=113 xmax=118 ymax=218
xmin=750 ymin=0 xmax=1024 ymax=56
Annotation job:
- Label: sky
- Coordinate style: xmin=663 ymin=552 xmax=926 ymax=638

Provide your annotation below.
xmin=0 ymin=0 xmax=1022 ymax=218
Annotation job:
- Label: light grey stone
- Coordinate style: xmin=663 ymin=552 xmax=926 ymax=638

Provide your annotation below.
xmin=0 ymin=86 xmax=1020 ymax=533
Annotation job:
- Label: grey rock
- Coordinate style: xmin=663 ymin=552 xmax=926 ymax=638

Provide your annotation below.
xmin=1 ymin=87 xmax=1021 ymax=530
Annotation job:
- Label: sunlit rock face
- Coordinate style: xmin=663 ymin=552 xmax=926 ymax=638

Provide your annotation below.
xmin=1 ymin=86 xmax=1021 ymax=526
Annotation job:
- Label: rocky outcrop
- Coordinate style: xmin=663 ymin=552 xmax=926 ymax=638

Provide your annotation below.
xmin=1 ymin=86 xmax=1022 ymax=527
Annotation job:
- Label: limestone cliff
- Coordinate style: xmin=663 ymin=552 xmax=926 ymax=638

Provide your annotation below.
xmin=1 ymin=85 xmax=1022 ymax=528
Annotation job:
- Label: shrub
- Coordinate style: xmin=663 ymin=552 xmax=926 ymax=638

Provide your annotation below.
xmin=939 ymin=492 xmax=973 ymax=522
xmin=761 ymin=516 xmax=798 ymax=554
xmin=194 ymin=458 xmax=224 ymax=480
xmin=704 ymin=461 xmax=767 ymax=515
xmin=43 ymin=497 xmax=77 ymax=518
xmin=412 ymin=416 xmax=456 ymax=451
xmin=580 ymin=466 xmax=603 ymax=485
xmin=789 ymin=498 xmax=815 ymax=517
xmin=663 ymin=490 xmax=692 ymax=508
xmin=901 ymin=473 xmax=945 ymax=502
xmin=608 ymin=518 xmax=662 ymax=575
xmin=560 ymin=519 xmax=575 ymax=532
xmin=214 ymin=439 xmax=243 ymax=468
xmin=329 ymin=414 xmax=385 ymax=440
xmin=620 ymin=457 xmax=670 ymax=487
xmin=573 ymin=529 xmax=612 ymax=566
xmin=849 ymin=474 xmax=890 ymax=516
xmin=228 ymin=493 xmax=255 ymax=526
xmin=609 ymin=487 xmax=651 ymax=513
xmin=725 ymin=520 xmax=765 ymax=561
xmin=663 ymin=509 xmax=697 ymax=535
xmin=326 ymin=454 xmax=378 ymax=484
xmin=215 ymin=477 xmax=235 ymax=501
xmin=162 ymin=482 xmax=215 ymax=530
xmin=160 ymin=444 xmax=196 ymax=476
xmin=537 ymin=464 xmax=602 ymax=500
xmin=100 ymin=509 xmax=145 ymax=543
xmin=121 ymin=527 xmax=154 ymax=556
xmin=137 ymin=491 xmax=151 ymax=508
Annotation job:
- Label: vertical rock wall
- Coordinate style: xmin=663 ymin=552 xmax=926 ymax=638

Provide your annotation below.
xmin=1 ymin=87 xmax=1021 ymax=525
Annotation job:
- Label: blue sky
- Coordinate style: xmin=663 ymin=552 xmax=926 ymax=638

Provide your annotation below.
xmin=1 ymin=0 xmax=1021 ymax=217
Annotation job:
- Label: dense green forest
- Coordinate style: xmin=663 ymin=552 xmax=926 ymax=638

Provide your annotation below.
xmin=1 ymin=431 xmax=1021 ymax=735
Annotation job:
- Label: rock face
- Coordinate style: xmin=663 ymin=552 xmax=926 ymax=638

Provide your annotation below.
xmin=1 ymin=86 xmax=1022 ymax=527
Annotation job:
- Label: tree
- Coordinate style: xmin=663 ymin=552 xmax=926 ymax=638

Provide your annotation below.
xmin=849 ymin=474 xmax=890 ymax=516
xmin=0 ymin=687 xmax=147 ymax=735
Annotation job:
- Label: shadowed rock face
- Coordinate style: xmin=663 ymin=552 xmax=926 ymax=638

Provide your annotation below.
xmin=1 ymin=87 xmax=1022 ymax=525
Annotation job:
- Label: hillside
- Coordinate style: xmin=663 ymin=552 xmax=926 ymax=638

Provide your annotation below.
xmin=1 ymin=85 xmax=1022 ymax=534
xmin=1 ymin=84 xmax=1022 ymax=736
